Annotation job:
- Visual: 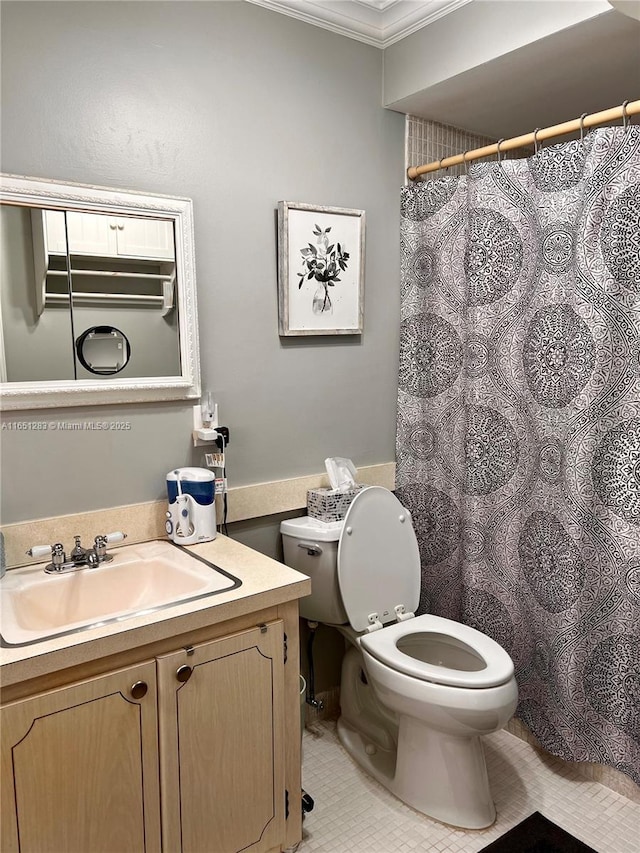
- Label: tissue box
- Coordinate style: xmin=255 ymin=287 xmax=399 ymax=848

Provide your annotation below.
xmin=307 ymin=486 xmax=366 ymax=522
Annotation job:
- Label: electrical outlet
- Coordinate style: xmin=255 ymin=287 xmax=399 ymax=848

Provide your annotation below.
xmin=215 ymin=426 xmax=230 ymax=449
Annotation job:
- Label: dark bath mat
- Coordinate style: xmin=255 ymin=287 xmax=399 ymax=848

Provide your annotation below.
xmin=478 ymin=811 xmax=599 ymax=853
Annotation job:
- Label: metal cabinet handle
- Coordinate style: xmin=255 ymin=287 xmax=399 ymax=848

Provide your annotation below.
xmin=298 ymin=542 xmax=322 ymax=557
xmin=130 ymin=681 xmax=148 ymax=699
xmin=176 ymin=665 xmax=193 ymax=683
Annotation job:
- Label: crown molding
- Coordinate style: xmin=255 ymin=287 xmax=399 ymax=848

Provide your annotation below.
xmin=246 ymin=0 xmax=473 ymax=48
xmin=607 ymin=0 xmax=640 ymax=20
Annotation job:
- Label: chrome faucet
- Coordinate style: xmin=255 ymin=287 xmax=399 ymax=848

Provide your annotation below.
xmin=85 ymin=548 xmax=100 ymax=568
xmin=26 ymin=532 xmax=127 ymax=574
xmin=70 ymin=535 xmax=88 ymax=566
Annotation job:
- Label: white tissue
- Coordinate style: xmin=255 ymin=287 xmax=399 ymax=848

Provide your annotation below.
xmin=325 ymin=457 xmax=358 ymax=492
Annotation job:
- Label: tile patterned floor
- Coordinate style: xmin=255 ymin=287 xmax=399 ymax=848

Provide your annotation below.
xmin=299 ymin=721 xmax=640 ymax=853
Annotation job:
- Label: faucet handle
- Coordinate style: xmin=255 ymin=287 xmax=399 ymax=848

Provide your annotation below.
xmin=26 ymin=544 xmax=54 ymax=559
xmin=93 ymin=532 xmax=127 ymax=562
xmin=26 ymin=542 xmax=66 ymax=568
xmin=50 ymin=543 xmax=66 ymax=567
xmin=103 ymin=531 xmax=127 ymax=544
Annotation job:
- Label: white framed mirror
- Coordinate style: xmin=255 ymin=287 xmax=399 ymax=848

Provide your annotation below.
xmin=0 ymin=174 xmax=201 ymax=410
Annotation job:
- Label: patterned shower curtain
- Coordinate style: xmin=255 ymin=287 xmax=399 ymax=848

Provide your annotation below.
xmin=397 ymin=127 xmax=640 ymax=785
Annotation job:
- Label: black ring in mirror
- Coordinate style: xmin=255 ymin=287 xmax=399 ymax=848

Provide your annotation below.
xmin=75 ymin=325 xmax=131 ymax=376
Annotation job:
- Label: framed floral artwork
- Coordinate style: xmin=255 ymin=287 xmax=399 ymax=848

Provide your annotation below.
xmin=277 ymin=201 xmax=365 ymax=335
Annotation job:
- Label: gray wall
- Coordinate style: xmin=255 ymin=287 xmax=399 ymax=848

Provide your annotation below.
xmin=383 ymin=0 xmax=608 ymax=108
xmin=1 ymin=206 xmax=76 ymax=381
xmin=0 ymin=0 xmax=405 ymax=524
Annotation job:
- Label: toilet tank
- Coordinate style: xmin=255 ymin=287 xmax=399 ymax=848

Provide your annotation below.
xmin=280 ymin=516 xmax=348 ymax=624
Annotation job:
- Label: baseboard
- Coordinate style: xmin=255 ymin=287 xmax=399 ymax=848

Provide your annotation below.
xmin=507 ymin=717 xmax=640 ymax=804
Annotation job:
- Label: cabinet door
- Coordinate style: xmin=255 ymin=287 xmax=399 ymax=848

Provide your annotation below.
xmin=158 ymin=621 xmax=286 ymax=853
xmin=42 ymin=211 xmax=174 ymax=260
xmin=66 ymin=211 xmax=119 ymax=256
xmin=115 ymin=216 xmax=175 ymax=260
xmin=1 ymin=660 xmax=161 ymax=853
xmin=40 ymin=209 xmax=71 ymax=254
xmin=41 ymin=210 xmax=118 ymax=256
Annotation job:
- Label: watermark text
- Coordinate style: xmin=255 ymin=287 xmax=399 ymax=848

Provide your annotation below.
xmin=1 ymin=421 xmax=132 ymax=432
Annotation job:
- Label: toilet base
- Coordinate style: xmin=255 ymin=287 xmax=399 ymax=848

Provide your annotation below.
xmin=337 ymin=716 xmax=397 ymax=793
xmin=337 ymin=713 xmax=496 ymax=830
xmin=394 ymin=714 xmax=496 ymax=829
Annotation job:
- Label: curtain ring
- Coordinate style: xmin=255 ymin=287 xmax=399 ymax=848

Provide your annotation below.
xmin=462 ymin=150 xmax=469 ymax=175
xmin=496 ymin=138 xmax=505 ymax=163
xmin=622 ymin=100 xmax=630 ymax=130
xmin=579 ymin=113 xmax=588 ymax=142
xmin=533 ymin=128 xmax=542 ymax=154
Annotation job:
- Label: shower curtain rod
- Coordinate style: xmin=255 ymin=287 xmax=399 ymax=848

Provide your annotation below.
xmin=407 ymin=99 xmax=640 ymax=180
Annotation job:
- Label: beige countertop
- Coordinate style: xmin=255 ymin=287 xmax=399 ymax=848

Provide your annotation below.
xmin=0 ymin=535 xmax=311 ymax=689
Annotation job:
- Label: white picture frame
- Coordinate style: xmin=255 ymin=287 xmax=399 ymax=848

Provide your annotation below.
xmin=0 ymin=173 xmax=201 ymax=410
xmin=277 ymin=201 xmax=365 ymax=336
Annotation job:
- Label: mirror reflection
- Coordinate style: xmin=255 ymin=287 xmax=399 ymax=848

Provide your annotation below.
xmin=76 ymin=326 xmax=131 ymax=376
xmin=1 ymin=205 xmax=181 ymax=383
xmin=0 ymin=174 xmax=200 ymax=410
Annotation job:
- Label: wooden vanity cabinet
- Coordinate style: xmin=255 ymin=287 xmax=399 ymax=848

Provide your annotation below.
xmin=1 ymin=609 xmax=301 ymax=853
xmin=158 ymin=620 xmax=286 ymax=853
xmin=0 ymin=659 xmax=162 ymax=853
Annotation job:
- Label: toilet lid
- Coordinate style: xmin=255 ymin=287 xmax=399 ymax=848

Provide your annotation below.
xmin=360 ymin=614 xmax=515 ymax=688
xmin=338 ymin=487 xmax=421 ymax=633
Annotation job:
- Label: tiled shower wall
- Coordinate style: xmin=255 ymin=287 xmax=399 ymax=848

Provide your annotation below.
xmin=402 ymin=113 xmax=640 ymax=806
xmin=405 ymin=115 xmax=531 ymax=180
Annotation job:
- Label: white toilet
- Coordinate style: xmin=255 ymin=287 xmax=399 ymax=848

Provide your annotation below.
xmin=281 ymin=486 xmax=518 ymax=829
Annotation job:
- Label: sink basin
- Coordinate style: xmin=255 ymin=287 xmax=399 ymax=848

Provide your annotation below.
xmin=0 ymin=540 xmax=241 ymax=647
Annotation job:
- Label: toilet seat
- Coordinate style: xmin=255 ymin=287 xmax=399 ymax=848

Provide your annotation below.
xmin=338 ymin=487 xmax=421 ymax=633
xmin=360 ymin=614 xmax=514 ymax=689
